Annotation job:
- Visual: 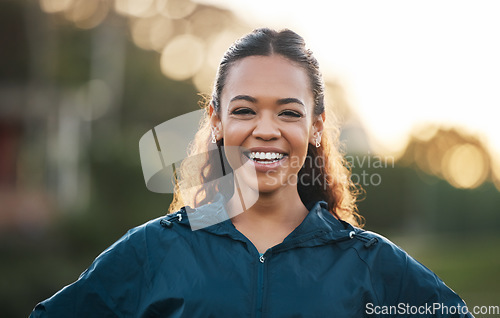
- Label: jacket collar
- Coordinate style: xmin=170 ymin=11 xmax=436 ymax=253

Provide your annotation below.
xmin=181 ymin=195 xmax=356 ymax=250
xmin=283 ymin=200 xmax=353 ymax=240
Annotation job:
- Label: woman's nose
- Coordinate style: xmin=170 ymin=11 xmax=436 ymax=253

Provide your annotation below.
xmin=252 ymin=114 xmax=281 ymax=140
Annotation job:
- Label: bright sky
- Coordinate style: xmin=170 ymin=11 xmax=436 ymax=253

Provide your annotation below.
xmin=195 ymin=0 xmax=500 ymax=155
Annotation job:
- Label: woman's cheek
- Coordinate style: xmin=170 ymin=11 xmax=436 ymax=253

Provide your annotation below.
xmin=224 ymin=122 xmax=253 ymax=143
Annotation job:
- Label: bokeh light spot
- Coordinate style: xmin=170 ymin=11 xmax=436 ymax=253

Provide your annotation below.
xmin=491 ymin=153 xmax=500 ymax=191
xmin=40 ymin=0 xmax=73 ymax=13
xmin=413 ymin=124 xmax=439 ymax=142
xmin=188 ymin=8 xmax=228 ymax=39
xmin=442 ymin=144 xmax=488 ymax=189
xmin=115 ymin=0 xmax=155 ymax=18
xmin=207 ymin=30 xmax=241 ymax=67
xmin=131 ymin=16 xmax=156 ymax=50
xmin=149 ymin=16 xmax=175 ymax=52
xmin=192 ymin=63 xmax=216 ymax=94
xmin=425 ymin=141 xmax=445 ymax=176
xmin=160 ymin=34 xmax=205 ymax=81
xmin=64 ymin=0 xmax=109 ymax=29
xmin=157 ymin=0 xmax=197 ymax=19
xmin=131 ymin=15 xmax=174 ymax=51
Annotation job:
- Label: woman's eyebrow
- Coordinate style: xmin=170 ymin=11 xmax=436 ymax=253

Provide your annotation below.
xmin=230 ymin=95 xmax=305 ymax=108
xmin=230 ymin=95 xmax=257 ymax=103
xmin=276 ymin=98 xmax=305 ymax=107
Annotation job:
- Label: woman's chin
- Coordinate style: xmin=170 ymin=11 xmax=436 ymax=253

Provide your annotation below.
xmin=255 ymin=175 xmax=293 ymax=194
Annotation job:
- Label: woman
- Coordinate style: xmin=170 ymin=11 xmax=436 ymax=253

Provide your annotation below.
xmin=30 ymin=28 xmax=473 ymax=317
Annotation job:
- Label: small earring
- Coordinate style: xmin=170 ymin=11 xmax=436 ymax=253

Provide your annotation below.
xmin=211 ymin=130 xmax=217 ymax=143
xmin=315 ymin=133 xmax=321 ymax=148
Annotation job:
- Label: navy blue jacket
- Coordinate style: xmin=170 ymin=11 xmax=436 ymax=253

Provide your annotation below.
xmin=30 ymin=199 xmax=473 ymax=317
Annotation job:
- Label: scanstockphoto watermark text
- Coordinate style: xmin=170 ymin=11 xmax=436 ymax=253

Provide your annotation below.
xmin=365 ymin=302 xmax=500 ymax=316
xmin=263 ymin=153 xmax=394 ymax=188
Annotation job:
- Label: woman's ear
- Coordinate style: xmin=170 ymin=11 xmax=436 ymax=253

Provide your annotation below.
xmin=209 ymin=103 xmax=223 ymax=140
xmin=310 ymin=112 xmax=325 ymax=145
xmin=208 ymin=102 xmax=215 ymax=118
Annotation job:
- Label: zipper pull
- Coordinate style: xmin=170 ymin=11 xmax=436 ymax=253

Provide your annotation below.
xmin=363 ymin=237 xmax=379 ymax=248
xmin=349 ymin=230 xmax=379 ymax=249
xmin=160 ymin=213 xmax=183 ymax=228
xmin=259 ymin=255 xmax=265 ymax=263
xmin=160 ymin=218 xmax=173 ymax=228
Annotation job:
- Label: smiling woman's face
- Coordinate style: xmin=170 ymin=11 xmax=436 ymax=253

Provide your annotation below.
xmin=211 ymin=54 xmax=323 ymax=194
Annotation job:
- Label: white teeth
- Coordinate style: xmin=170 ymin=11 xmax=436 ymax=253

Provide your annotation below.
xmin=248 ymin=152 xmax=285 ymax=161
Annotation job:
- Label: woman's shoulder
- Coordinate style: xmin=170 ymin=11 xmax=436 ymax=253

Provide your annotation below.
xmin=351 ymin=229 xmax=407 ymax=254
xmin=132 ymin=207 xmax=197 ymax=237
xmin=98 ymin=208 xmax=194 ymax=257
xmin=346 ymin=228 xmax=410 ymax=269
xmin=344 ymin=228 xmax=429 ymax=286
xmin=347 ymin=228 xmax=468 ymax=307
xmin=123 ymin=202 xmax=228 ymax=242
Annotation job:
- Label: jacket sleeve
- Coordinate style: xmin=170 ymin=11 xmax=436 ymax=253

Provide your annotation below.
xmin=395 ymin=253 xmax=474 ymax=318
xmin=29 ymin=225 xmax=151 ymax=318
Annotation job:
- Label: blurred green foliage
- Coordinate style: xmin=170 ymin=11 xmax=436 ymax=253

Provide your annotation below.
xmin=353 ymin=164 xmax=500 ymax=309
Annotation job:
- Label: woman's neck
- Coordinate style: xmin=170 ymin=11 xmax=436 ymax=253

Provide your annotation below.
xmin=229 ymin=184 xmax=307 ymax=221
xmin=228 ymin=185 xmax=309 ymax=253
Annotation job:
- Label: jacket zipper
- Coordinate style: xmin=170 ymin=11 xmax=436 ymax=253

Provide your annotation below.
xmin=250 ymin=229 xmax=369 ymax=318
xmin=255 ymin=253 xmax=266 ymax=318
xmin=253 ymin=231 xmax=333 ymax=318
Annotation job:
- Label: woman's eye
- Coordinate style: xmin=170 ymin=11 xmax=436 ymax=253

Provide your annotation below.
xmin=279 ymin=110 xmax=302 ymax=118
xmin=231 ymin=108 xmax=255 ymax=115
